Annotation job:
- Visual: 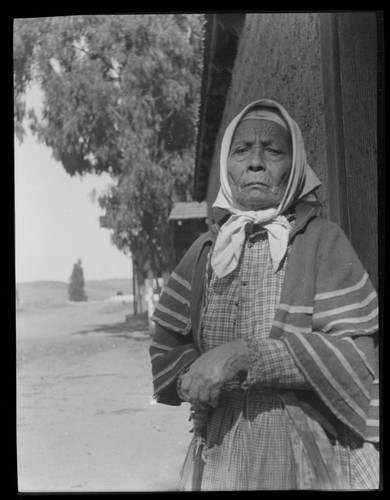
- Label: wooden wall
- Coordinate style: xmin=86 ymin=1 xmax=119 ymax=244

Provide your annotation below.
xmin=206 ymin=13 xmax=328 ymax=218
xmin=172 ymin=219 xmax=209 ymax=264
xmin=202 ymin=12 xmax=379 ymax=289
xmin=320 ymin=12 xmax=378 ymax=289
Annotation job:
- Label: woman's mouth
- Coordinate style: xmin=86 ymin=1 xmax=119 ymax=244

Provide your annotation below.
xmin=243 ymin=181 xmax=268 ymax=188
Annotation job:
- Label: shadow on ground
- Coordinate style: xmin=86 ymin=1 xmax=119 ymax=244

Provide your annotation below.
xmin=74 ymin=313 xmax=151 ymax=340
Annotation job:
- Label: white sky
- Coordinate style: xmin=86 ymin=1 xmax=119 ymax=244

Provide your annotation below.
xmin=14 ymin=133 xmax=133 ymax=284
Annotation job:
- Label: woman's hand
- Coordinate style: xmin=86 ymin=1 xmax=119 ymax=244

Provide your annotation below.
xmin=180 ymin=341 xmax=250 ymax=407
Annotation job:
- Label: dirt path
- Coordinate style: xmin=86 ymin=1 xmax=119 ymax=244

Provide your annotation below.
xmin=16 ymin=301 xmax=192 ymax=492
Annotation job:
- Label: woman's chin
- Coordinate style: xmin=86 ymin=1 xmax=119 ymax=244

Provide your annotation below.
xmin=236 ymin=195 xmax=279 ymax=211
xmin=233 ymin=186 xmax=280 ymax=211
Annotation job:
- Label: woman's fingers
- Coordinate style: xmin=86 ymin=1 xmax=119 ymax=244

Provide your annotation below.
xmin=182 ymin=370 xmax=221 ymax=407
xmin=208 ymin=387 xmax=221 ymax=408
xmin=193 ymin=380 xmax=221 ymax=407
xmin=197 ymin=385 xmax=212 ymax=404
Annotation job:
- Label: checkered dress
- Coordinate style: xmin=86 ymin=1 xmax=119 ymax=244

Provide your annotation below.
xmin=179 ymin=223 xmax=379 ymax=491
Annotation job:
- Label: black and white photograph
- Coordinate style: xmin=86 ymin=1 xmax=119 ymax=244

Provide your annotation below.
xmin=14 ymin=11 xmax=382 ymax=492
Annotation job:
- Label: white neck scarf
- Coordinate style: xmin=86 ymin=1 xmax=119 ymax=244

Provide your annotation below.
xmin=211 ymin=100 xmax=322 ymax=278
xmin=211 ymin=208 xmax=291 ymax=276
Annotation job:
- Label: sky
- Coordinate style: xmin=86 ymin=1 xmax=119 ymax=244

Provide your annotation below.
xmin=14 ymin=133 xmax=133 ymax=284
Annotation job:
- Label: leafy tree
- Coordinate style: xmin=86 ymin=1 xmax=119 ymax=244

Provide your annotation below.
xmin=14 ymin=14 xmax=204 ymax=280
xmin=68 ymin=259 xmax=87 ymax=302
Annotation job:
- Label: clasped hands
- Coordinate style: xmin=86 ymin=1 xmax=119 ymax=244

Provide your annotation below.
xmin=180 ymin=340 xmax=250 ymax=409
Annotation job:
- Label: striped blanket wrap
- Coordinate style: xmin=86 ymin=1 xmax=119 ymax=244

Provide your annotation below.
xmin=150 ymin=202 xmax=379 ymax=444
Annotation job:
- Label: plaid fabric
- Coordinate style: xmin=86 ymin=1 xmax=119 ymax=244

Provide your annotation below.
xmin=180 ymin=388 xmax=298 ymax=490
xmin=245 ymin=338 xmax=309 ymax=389
xmin=335 ymin=427 xmax=379 ymax=490
xmin=202 ymin=225 xmax=276 ymax=348
xmin=202 ymin=222 xmax=306 ymax=389
xmin=179 ymin=223 xmax=379 ymax=490
xmin=151 ymin=203 xmax=379 ymax=443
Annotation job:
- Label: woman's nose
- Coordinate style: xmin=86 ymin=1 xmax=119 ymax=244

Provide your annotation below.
xmin=248 ymin=147 xmax=265 ymax=171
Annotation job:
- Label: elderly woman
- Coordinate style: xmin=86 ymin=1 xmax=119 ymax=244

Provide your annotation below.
xmin=149 ymin=99 xmax=379 ymax=490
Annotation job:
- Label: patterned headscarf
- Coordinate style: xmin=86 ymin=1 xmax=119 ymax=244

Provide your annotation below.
xmin=211 ymin=99 xmax=322 ymax=278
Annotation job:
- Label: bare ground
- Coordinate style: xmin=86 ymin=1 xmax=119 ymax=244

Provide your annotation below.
xmin=16 ymin=300 xmax=192 ymax=493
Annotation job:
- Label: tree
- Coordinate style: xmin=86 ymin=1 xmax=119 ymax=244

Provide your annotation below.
xmin=68 ymin=259 xmax=87 ymax=302
xmin=14 ymin=14 xmax=204 ymax=280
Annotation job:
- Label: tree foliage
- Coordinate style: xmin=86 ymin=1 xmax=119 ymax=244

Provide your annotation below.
xmin=14 ymin=14 xmax=204 ymax=278
xmin=68 ymin=258 xmax=87 ymax=302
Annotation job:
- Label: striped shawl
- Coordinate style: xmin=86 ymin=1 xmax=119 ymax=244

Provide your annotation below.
xmin=150 ymin=202 xmax=379 ymax=442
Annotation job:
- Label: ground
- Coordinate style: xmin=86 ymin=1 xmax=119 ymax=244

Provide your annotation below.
xmin=16 ymin=299 xmax=192 ymax=493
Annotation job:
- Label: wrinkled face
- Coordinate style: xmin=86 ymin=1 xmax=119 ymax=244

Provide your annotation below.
xmin=227 ymin=119 xmax=293 ymax=210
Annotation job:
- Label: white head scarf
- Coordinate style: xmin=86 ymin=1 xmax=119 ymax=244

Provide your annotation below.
xmin=211 ymin=99 xmax=322 ymax=278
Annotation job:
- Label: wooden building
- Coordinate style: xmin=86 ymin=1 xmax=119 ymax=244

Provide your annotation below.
xmin=169 ymin=201 xmax=208 ymax=264
xmin=193 ymin=12 xmax=383 ymax=291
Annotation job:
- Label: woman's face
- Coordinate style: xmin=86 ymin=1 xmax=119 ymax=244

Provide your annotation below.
xmin=227 ymin=118 xmax=293 ymax=210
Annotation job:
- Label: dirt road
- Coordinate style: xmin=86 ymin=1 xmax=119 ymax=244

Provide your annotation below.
xmin=16 ymin=300 xmax=192 ymax=492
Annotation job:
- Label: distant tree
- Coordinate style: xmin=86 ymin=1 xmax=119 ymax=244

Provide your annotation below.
xmin=68 ymin=259 xmax=88 ymax=302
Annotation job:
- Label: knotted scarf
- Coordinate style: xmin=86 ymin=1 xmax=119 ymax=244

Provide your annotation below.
xmin=211 ymin=99 xmax=322 ymax=278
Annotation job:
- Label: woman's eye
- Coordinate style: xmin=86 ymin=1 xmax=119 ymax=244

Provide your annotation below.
xmin=265 ymin=147 xmax=282 ymax=155
xmin=235 ymin=146 xmax=249 ymax=155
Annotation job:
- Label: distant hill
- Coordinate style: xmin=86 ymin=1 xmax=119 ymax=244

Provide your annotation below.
xmin=85 ymin=279 xmax=133 ymax=300
xmin=16 ymin=279 xmax=133 ymax=306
